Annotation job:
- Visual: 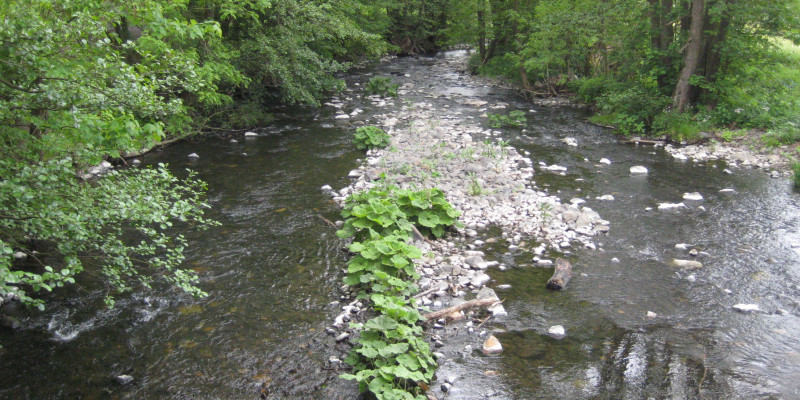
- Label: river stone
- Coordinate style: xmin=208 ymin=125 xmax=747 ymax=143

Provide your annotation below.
xmin=187 ymin=153 xmax=199 ymax=158
xmin=683 ymin=192 xmax=704 ymax=201
xmin=465 ymin=256 xmax=485 ymax=267
xmin=596 ymin=195 xmax=615 ymax=201
xmin=347 ymin=169 xmax=362 ymax=178
xmin=548 ymin=325 xmax=566 ymax=338
xmin=562 ymin=206 xmax=581 ymax=223
xmin=630 ymin=166 xmax=648 ymax=174
xmin=658 ymin=202 xmax=686 ymax=210
xmin=599 ymin=158 xmax=611 ymax=165
xmin=471 ymin=273 xmax=491 ymax=287
xmin=671 ymin=259 xmax=703 ymax=270
xmin=245 ymin=131 xmax=258 ymax=137
xmin=482 ymin=335 xmax=503 ymax=354
xmin=732 ymin=303 xmax=760 ymax=313
xmin=114 ymin=375 xmax=134 ymax=386
xmin=646 ymin=311 xmax=657 ymax=319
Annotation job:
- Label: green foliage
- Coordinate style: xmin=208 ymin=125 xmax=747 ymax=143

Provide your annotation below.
xmin=652 ymin=111 xmax=709 ymax=142
xmin=595 ymin=85 xmax=670 ymax=136
xmin=487 ymin=111 xmax=527 ymax=128
xmin=0 ymin=159 xmax=216 ymax=308
xmin=337 ymin=184 xmax=460 ymax=399
xmin=793 ymin=162 xmax=800 ymax=187
xmin=337 ymin=186 xmax=461 ymax=241
xmin=354 ymin=126 xmax=392 ymax=150
xmin=365 ymin=77 xmax=400 ymax=98
xmin=0 ymin=0 xmax=219 ymax=308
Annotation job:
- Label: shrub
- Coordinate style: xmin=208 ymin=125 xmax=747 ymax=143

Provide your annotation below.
xmin=365 ymin=77 xmax=399 ymax=98
xmin=487 ymin=110 xmax=527 ymax=128
xmin=596 ymin=85 xmax=670 ymax=136
xmin=354 ymin=126 xmax=391 ymax=150
xmin=652 ymin=111 xmax=709 ymax=142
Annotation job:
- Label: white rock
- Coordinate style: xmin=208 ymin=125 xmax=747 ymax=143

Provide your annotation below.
xmin=596 ymin=195 xmax=615 ymax=201
xmin=675 ymin=243 xmax=690 ymax=250
xmin=732 ymin=303 xmax=760 ymax=313
xmin=334 ymin=114 xmax=350 ymax=120
xmin=348 ymin=169 xmax=362 ymax=178
xmin=658 ymin=202 xmax=686 ymax=210
xmin=187 ymin=153 xmax=200 ymax=158
xmin=719 ymin=188 xmax=735 ymax=193
xmin=673 ymin=153 xmax=688 ymax=161
xmin=320 ymin=184 xmax=333 ymax=192
xmin=671 ymin=259 xmax=703 ymax=270
xmin=630 ymin=166 xmax=648 ymax=174
xmin=245 ymin=131 xmax=258 ymax=137
xmin=548 ymin=325 xmax=566 ymax=338
xmin=611 ymin=257 xmax=620 ymax=263
xmin=599 ymin=158 xmax=611 ymax=165
xmin=562 ymin=137 xmax=578 ymax=147
xmin=13 ymin=251 xmax=27 ymax=260
xmin=682 ymin=192 xmax=704 ymax=201
xmin=646 ymin=311 xmax=657 ymax=319
xmin=686 ymin=274 xmax=696 ymax=282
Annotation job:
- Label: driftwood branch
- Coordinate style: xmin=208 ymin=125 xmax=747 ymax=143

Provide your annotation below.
xmin=412 ymin=286 xmax=439 ymax=299
xmin=546 ymin=258 xmax=573 ymax=290
xmin=316 ymin=214 xmax=336 ymax=228
xmin=424 ymin=298 xmax=500 ymax=321
xmin=410 ymin=224 xmax=437 ymax=246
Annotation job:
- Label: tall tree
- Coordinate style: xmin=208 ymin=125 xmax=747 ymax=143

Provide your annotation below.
xmin=672 ymin=0 xmax=704 ymax=111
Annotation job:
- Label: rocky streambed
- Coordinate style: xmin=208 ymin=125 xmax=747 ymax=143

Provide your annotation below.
xmin=322 ymin=58 xmax=612 ymax=397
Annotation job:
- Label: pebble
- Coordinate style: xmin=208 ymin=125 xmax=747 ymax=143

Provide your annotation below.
xmin=686 ymin=274 xmax=697 ymax=282
xmin=682 ymin=192 xmax=704 ymax=201
xmin=548 ymin=325 xmax=566 ymax=338
xmin=611 ymin=257 xmax=620 ymax=263
xmin=599 ymin=158 xmax=611 ymax=165
xmin=187 ymin=153 xmax=199 ymax=158
xmin=482 ymin=335 xmax=503 ymax=354
xmin=114 ymin=375 xmax=134 ymax=386
xmin=671 ymin=259 xmax=703 ymax=270
xmin=658 ymin=202 xmax=686 ymax=210
xmin=646 ymin=311 xmax=657 ymax=319
xmin=335 ymin=332 xmax=350 ymax=342
xmin=596 ymin=195 xmax=615 ymax=201
xmin=245 ymin=131 xmax=258 ymax=137
xmin=732 ymin=303 xmax=760 ymax=313
xmin=630 ymin=166 xmax=648 ymax=174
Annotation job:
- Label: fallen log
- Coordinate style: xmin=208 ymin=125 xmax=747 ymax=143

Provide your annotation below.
xmin=423 ymin=298 xmax=499 ymax=321
xmin=546 ymin=258 xmax=573 ymax=291
xmin=621 ymin=138 xmax=666 ymax=146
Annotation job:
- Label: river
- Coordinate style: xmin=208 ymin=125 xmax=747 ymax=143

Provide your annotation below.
xmin=1 ymin=50 xmax=799 ymax=400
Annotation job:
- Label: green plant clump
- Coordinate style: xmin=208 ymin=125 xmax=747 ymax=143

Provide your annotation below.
xmin=336 ymin=185 xmax=461 ymax=399
xmin=354 ymin=126 xmax=392 ymax=150
xmin=487 ymin=110 xmax=527 ymax=128
xmin=365 ymin=76 xmax=399 ymax=98
xmin=793 ymin=162 xmax=800 ymax=187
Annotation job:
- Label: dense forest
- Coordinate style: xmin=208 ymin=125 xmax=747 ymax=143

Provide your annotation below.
xmin=1 ymin=0 xmax=798 ymax=330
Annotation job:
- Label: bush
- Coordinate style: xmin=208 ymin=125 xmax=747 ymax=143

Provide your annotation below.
xmin=365 ymin=77 xmax=399 ymax=98
xmin=569 ymin=76 xmax=614 ymax=104
xmin=652 ymin=111 xmax=709 ymax=142
xmin=487 ymin=110 xmax=527 ymax=128
xmin=354 ymin=126 xmax=391 ymax=150
xmin=596 ymin=84 xmax=670 ymax=136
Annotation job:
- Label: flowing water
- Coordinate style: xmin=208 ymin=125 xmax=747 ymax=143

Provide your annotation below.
xmin=2 ymin=51 xmax=800 ymax=400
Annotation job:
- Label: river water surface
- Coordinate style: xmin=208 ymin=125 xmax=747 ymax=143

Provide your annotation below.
xmin=1 ymin=51 xmax=800 ymax=400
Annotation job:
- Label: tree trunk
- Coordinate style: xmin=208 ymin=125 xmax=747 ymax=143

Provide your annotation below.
xmin=477 ymin=8 xmax=486 ymax=63
xmin=546 ymin=258 xmax=573 ymax=290
xmin=658 ymin=0 xmax=675 ymax=90
xmin=672 ymin=0 xmax=704 ymax=112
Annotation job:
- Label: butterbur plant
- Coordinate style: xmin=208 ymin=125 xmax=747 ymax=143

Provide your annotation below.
xmin=365 ymin=76 xmax=399 ymax=98
xmin=487 ymin=110 xmax=527 ymax=128
xmin=336 ymin=184 xmax=461 ymax=399
xmin=354 ymin=126 xmax=391 ymax=150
